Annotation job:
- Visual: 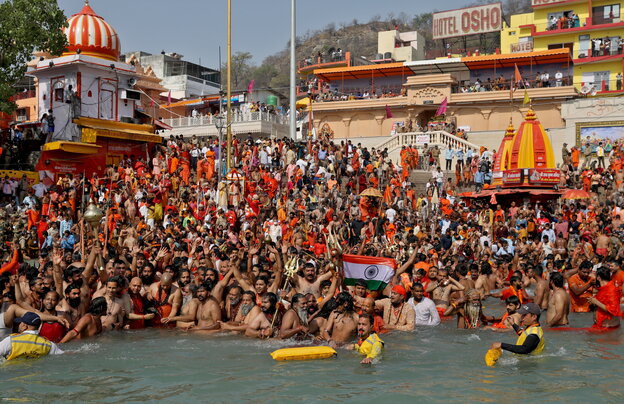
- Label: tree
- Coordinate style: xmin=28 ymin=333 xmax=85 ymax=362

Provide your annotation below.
xmin=0 ymin=0 xmax=68 ymax=114
xmin=222 ymin=51 xmax=254 ymax=90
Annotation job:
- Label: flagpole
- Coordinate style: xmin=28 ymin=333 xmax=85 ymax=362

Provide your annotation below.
xmin=289 ymin=0 xmax=296 ymax=140
xmin=226 ymin=0 xmax=232 ymax=170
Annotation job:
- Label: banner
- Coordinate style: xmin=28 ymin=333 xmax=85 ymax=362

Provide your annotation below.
xmin=0 ymin=170 xmax=39 ymax=185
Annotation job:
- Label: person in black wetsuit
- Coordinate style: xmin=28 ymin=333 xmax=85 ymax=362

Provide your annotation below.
xmin=490 ymin=303 xmax=545 ymax=355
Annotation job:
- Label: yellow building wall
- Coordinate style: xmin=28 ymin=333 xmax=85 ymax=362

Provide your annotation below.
xmin=503 ymin=1 xmax=624 ymax=91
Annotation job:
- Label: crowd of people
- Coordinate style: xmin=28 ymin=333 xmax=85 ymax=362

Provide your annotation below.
xmin=458 ymin=71 xmax=570 ymax=93
xmin=1 ymin=131 xmax=624 ymax=363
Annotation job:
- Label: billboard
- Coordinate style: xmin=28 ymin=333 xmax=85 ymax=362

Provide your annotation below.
xmin=432 ymin=3 xmax=503 ymax=40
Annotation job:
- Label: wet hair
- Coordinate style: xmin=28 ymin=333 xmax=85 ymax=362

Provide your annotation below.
xmin=505 ymin=295 xmax=521 ymax=306
xmin=550 ymin=272 xmax=564 ymax=288
xmin=415 ymin=268 xmax=426 ymax=277
xmin=29 ymin=278 xmax=41 ymax=288
xmin=262 ymin=292 xmax=278 ymax=309
xmin=88 ymin=296 xmax=107 ymax=315
xmin=480 ymin=262 xmax=492 ymax=275
xmin=354 ymin=279 xmax=367 ymax=288
xmin=291 ymin=293 xmax=305 ymax=305
xmin=411 ymin=282 xmax=424 ymax=290
xmin=532 ymin=266 xmax=544 ymax=277
xmin=320 ymin=280 xmax=332 ymax=289
xmin=198 ymin=280 xmax=215 ymax=292
xmin=335 ymin=291 xmax=354 ymax=313
xmin=64 ymin=283 xmax=81 ymax=295
xmin=316 ymin=298 xmax=337 ymax=319
xmin=205 ymin=268 xmax=219 ymax=279
xmin=456 ymin=265 xmax=468 ymax=277
xmin=509 ymin=276 xmax=521 ymax=285
xmin=358 ymin=312 xmax=374 ymax=326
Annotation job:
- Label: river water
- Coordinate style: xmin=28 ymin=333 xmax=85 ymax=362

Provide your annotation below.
xmin=1 ymin=299 xmax=623 ymax=403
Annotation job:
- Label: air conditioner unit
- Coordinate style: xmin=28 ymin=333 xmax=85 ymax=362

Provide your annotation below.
xmin=120 ymin=89 xmax=141 ymax=101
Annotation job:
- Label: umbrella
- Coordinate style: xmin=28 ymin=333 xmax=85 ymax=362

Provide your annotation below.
xmin=561 ymin=189 xmax=590 ymax=200
xmin=360 ymin=187 xmax=383 ymax=198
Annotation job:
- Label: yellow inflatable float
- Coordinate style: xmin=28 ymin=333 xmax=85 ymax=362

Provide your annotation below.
xmin=270 ymin=346 xmax=337 ymax=361
xmin=484 ymin=347 xmax=502 ymax=367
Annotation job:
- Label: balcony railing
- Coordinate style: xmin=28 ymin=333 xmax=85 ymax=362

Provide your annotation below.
xmin=578 ymin=78 xmax=624 ymax=93
xmin=453 ymin=76 xmax=573 ymax=93
xmin=163 ymin=111 xmax=289 ymax=128
xmin=525 ymin=14 xmax=623 ymax=35
xmin=576 ymin=45 xmax=623 ymax=60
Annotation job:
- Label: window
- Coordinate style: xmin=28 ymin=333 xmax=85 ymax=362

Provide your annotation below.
xmin=16 ymin=108 xmax=28 ymax=122
xmin=579 ymin=35 xmax=590 ymax=58
xmin=54 ymin=87 xmax=64 ymax=102
xmin=592 ymin=4 xmax=620 ymax=25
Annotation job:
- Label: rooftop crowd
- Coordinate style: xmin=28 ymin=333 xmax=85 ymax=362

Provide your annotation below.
xmin=1 ymin=130 xmax=623 ymax=362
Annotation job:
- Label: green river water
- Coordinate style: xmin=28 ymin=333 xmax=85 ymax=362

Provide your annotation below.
xmin=1 ymin=299 xmax=623 ymax=403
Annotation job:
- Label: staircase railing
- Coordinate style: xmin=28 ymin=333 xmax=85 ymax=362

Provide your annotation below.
xmin=375 ymin=130 xmax=480 ymax=153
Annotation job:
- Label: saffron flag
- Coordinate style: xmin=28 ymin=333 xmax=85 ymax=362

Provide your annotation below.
xmin=0 ymin=249 xmax=20 ymax=276
xmin=514 ymin=64 xmax=522 ymax=83
xmin=247 ymin=80 xmax=255 ymax=94
xmin=435 ymin=97 xmax=448 ymax=116
xmin=385 ymin=105 xmax=393 ymax=119
xmin=342 ymin=254 xmax=396 ymax=291
xmin=523 ymin=89 xmax=530 ymax=105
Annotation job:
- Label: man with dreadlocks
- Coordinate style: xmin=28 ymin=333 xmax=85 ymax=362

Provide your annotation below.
xmin=445 ymin=288 xmax=496 ymax=329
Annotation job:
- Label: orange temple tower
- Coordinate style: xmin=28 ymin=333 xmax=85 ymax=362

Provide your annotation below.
xmin=496 ymin=109 xmax=560 ymax=187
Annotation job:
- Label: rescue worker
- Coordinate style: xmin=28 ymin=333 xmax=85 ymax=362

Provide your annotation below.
xmin=490 ymin=303 xmax=545 ymax=355
xmin=0 ymin=312 xmax=64 ymax=361
xmin=347 ymin=313 xmax=384 ymax=364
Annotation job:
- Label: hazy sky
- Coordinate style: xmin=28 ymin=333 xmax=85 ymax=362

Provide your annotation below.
xmin=57 ymin=0 xmax=469 ymax=67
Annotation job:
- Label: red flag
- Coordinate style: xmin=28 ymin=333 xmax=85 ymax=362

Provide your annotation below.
xmin=247 ymin=80 xmax=255 ymax=94
xmin=490 ymin=193 xmax=497 ymax=205
xmin=435 ymin=97 xmax=448 ymax=116
xmin=514 ymin=64 xmax=522 ymax=83
xmin=150 ymin=99 xmax=154 ymax=107
xmin=385 ymin=105 xmax=393 ymax=119
xmin=167 ymin=90 xmax=172 ymax=106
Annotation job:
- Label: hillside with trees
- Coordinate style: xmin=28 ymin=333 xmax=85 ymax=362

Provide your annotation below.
xmin=230 ymin=0 xmax=531 ymax=93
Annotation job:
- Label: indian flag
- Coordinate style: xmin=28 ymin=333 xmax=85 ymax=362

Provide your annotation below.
xmin=342 ymin=254 xmax=396 ymax=291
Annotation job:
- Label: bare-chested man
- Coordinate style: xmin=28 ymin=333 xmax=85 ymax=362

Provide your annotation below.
xmin=219 ymin=291 xmax=261 ymax=333
xmin=246 ymin=292 xmax=282 ymax=338
xmin=61 ymin=283 xmax=86 ymax=328
xmin=60 ymin=296 xmax=107 ymax=342
xmin=93 ymin=276 xmax=126 ymax=331
xmin=321 ymin=292 xmax=358 ymax=345
xmin=526 ymin=266 xmax=549 ymax=309
xmin=279 ymin=293 xmax=310 ymax=339
xmin=294 ymin=262 xmax=333 ymax=298
xmin=475 ymin=262 xmax=499 ymax=297
xmin=426 ymin=267 xmax=465 ymax=316
xmin=595 ymin=232 xmax=611 ymax=258
xmin=186 ymin=281 xmax=222 ymax=332
xmin=547 ymin=272 xmax=570 ymax=327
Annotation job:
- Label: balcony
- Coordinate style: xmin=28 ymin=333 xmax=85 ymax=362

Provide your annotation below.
xmin=451 ymin=85 xmax=577 ymax=104
xmin=523 ymin=14 xmax=624 ymax=37
xmin=161 ymin=110 xmax=291 ymax=139
xmin=163 ymin=111 xmax=288 ymax=128
xmin=574 ymin=46 xmax=623 ymax=63
xmin=578 ymin=78 xmax=624 ymax=94
xmin=298 ymin=51 xmax=351 ymax=74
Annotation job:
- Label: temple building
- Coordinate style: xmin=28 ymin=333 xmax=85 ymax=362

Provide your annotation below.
xmin=31 ymin=1 xmax=163 ymax=177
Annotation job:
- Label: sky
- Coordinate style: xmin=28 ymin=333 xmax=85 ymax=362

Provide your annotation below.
xmin=57 ymin=0 xmax=470 ymax=68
